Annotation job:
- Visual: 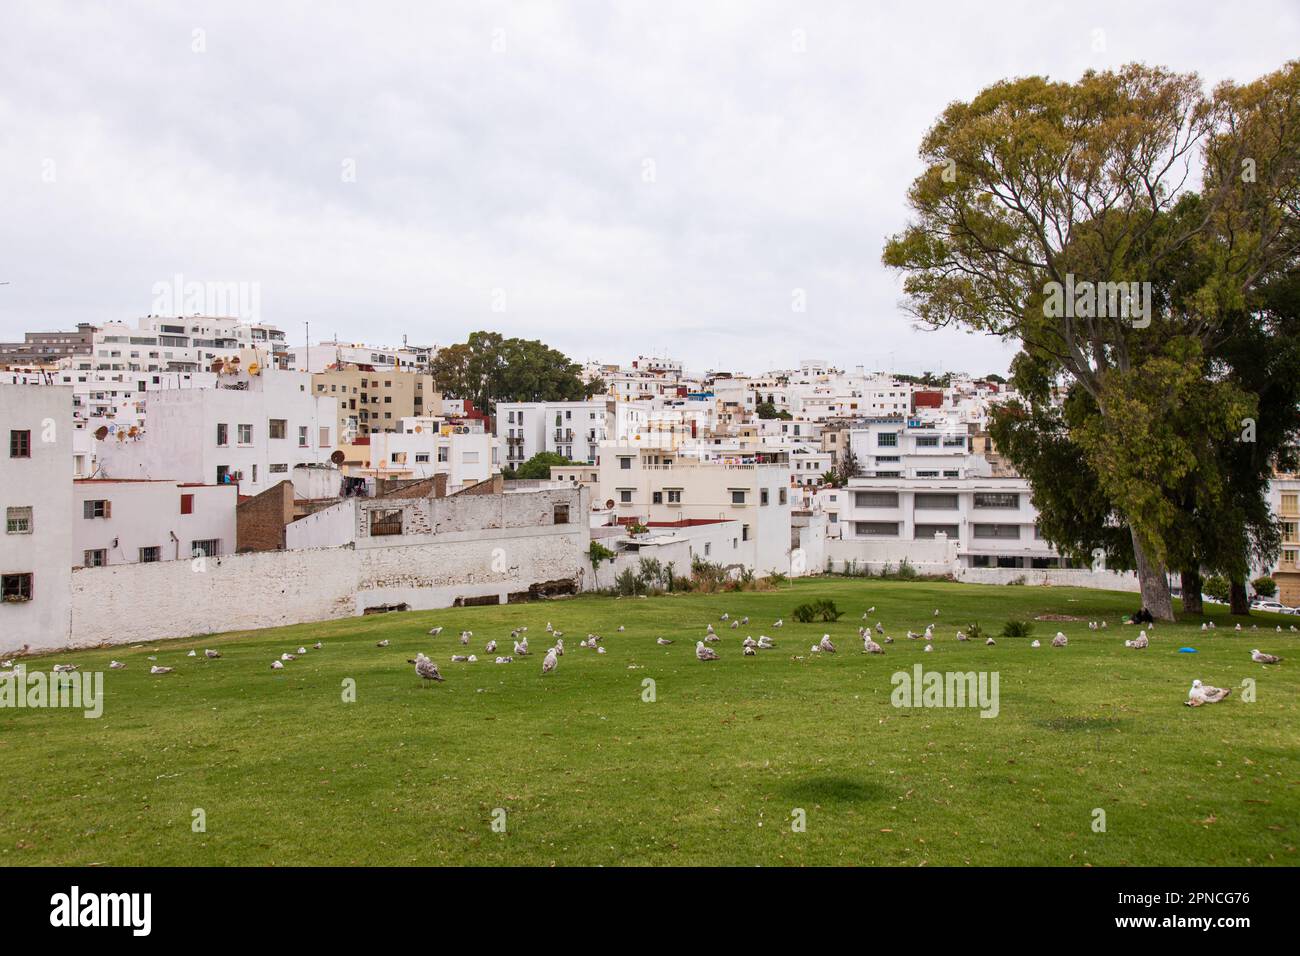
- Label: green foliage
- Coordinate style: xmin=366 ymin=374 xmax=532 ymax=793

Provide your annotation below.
xmin=429 ymin=331 xmax=595 ymax=411
xmin=966 ymin=622 xmax=985 ymax=641
xmin=614 ymin=568 xmax=641 ymax=596
xmin=1252 ymin=576 xmax=1278 ymax=598
xmin=894 ymin=557 xmax=917 ymax=581
xmin=766 ymin=570 xmax=788 ymax=587
xmin=792 ymin=598 xmax=843 ymax=623
xmin=627 ymin=522 xmax=649 ymax=536
xmin=587 ymin=541 xmax=615 ymax=570
xmin=755 ymin=401 xmax=791 ymax=420
xmin=1203 ymin=574 xmax=1231 ymax=603
xmin=511 ymin=451 xmax=573 ymax=480
xmin=1001 ymin=619 xmax=1034 ymax=638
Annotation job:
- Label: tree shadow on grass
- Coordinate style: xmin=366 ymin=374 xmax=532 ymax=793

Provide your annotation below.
xmin=776 ymin=775 xmax=888 ymax=805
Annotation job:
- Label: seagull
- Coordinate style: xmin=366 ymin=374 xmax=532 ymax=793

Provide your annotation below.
xmin=985 ymin=637 xmax=995 ymax=646
xmin=696 ymin=641 xmax=719 ymax=661
xmin=187 ymin=649 xmax=197 ymax=657
xmin=297 ymin=647 xmax=307 ymax=655
xmin=546 ymin=622 xmax=553 ymax=633
xmin=924 ymin=625 xmax=934 ymax=639
xmin=1200 ymin=622 xmax=1207 ymax=631
xmin=706 ymin=624 xmax=715 ymax=634
xmin=704 ymin=633 xmax=720 ymax=643
xmin=744 ymin=645 xmax=756 ymax=656
xmin=729 ymin=620 xmax=739 ymax=629
xmin=864 ymin=636 xmax=884 ymax=654
xmin=451 ymin=654 xmax=468 ymax=663
xmin=1052 ymin=633 xmax=1068 ymax=647
xmin=934 ymin=608 xmax=940 ymax=617
xmin=150 ymin=665 xmax=173 ymax=675
xmin=740 ymin=616 xmax=749 ymax=625
xmin=1030 ymin=640 xmax=1041 ymax=648
xmin=467 ymin=655 xmax=477 ymax=662
xmin=875 ymin=622 xmax=884 ymax=635
xmin=810 ymin=645 xmax=821 ymax=654
xmin=542 ymin=648 xmax=558 ymax=674
xmin=956 ymin=630 xmax=969 ymax=642
xmin=52 ymin=663 xmax=78 ymax=673
xmin=313 ymin=642 xmax=323 ymax=650
xmin=774 ymin=619 xmax=783 ymax=628
xmin=1235 ymin=624 xmax=1242 ymax=631
xmin=205 ymin=649 xmax=220 ymax=659
xmin=883 ymin=636 xmax=894 ymax=644
xmin=656 ymin=637 xmax=673 ymax=645
xmin=109 ymin=660 xmax=125 ymax=669
xmin=485 ymin=639 xmax=497 ymax=654
xmin=460 ymin=631 xmax=470 ymax=646
xmin=554 ymin=639 xmax=564 ymax=656
xmin=907 ymin=630 xmax=920 ymax=640
xmin=720 ymin=613 xmax=730 ymax=621
xmin=553 ymin=630 xmax=564 ymax=639
xmin=1186 ymin=679 xmax=1230 ymax=706
xmin=514 ymin=639 xmax=529 ymax=656
xmin=376 ymin=640 xmax=389 ymax=648
xmin=494 ymin=656 xmax=514 ymax=664
xmin=271 ymin=660 xmax=284 ymax=670
xmin=413 ymin=653 xmax=444 ymax=684
xmin=596 ymin=646 xmax=606 ymax=654
xmin=819 ymin=634 xmax=836 ymax=653
xmin=742 ymin=637 xmax=757 ymax=648
xmin=428 ymin=626 xmax=443 ymax=636
xmin=757 ymin=635 xmax=774 ymax=649
xmin=923 ymin=644 xmax=933 ymax=653
xmin=867 ymin=606 xmax=875 ymax=614
xmin=282 ymin=653 xmax=296 ymax=661
xmin=1125 ymin=633 xmax=1149 ymax=649
xmin=617 ymin=625 xmax=625 ymax=632
xmin=1251 ymin=649 xmax=1282 ymax=664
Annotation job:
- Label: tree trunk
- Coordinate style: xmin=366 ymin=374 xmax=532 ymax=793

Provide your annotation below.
xmin=1229 ymin=579 xmax=1251 ymax=616
xmin=1130 ymin=528 xmax=1175 ymax=621
xmin=1180 ymin=569 xmax=1204 ymax=615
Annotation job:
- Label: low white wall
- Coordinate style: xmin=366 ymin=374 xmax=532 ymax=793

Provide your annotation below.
xmin=953 ymin=566 xmax=1141 ymax=592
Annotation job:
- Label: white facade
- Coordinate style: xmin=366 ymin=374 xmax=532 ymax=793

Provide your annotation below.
xmin=0 ymin=385 xmax=74 ymax=653
xmin=96 ymin=367 xmax=337 ymax=495
xmin=287 ymin=342 xmax=426 ymax=373
xmin=359 ymin=421 xmax=499 ymax=493
xmin=497 ymin=400 xmax=615 ymax=467
xmin=72 ymin=479 xmax=237 ymax=566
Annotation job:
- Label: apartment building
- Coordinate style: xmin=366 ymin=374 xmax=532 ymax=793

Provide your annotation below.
xmin=73 ymin=479 xmax=237 ymax=566
xmin=96 ymin=367 xmax=337 ymax=495
xmin=288 ymin=342 xmax=428 ymax=373
xmin=847 ymin=418 xmax=975 ymax=479
xmin=311 ymin=365 xmax=441 ymax=442
xmin=1267 ymin=469 xmax=1300 ymax=605
xmin=358 ymin=419 xmax=499 ymax=493
xmin=595 ymin=445 xmax=792 ymax=574
xmin=0 ymin=323 xmax=97 ymax=367
xmin=497 ymin=400 xmax=614 ymax=466
xmin=0 ymin=385 xmax=73 ymax=652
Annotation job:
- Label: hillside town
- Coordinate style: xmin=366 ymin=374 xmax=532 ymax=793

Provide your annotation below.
xmin=5 ymin=313 xmax=1298 ymax=654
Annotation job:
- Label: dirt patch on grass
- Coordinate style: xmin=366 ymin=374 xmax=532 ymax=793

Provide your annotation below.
xmin=1034 ymin=613 xmax=1087 ymax=622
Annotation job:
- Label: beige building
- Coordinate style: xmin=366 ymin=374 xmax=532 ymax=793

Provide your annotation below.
xmin=311 ymin=365 xmax=441 ymax=443
xmin=1269 ymin=469 xmax=1300 ymax=606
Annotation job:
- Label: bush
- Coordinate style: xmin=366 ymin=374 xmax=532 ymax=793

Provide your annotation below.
xmin=614 ymin=568 xmax=641 ymax=596
xmin=895 ymin=557 xmax=917 ymax=581
xmin=1001 ymin=619 xmax=1034 ymax=638
xmin=1203 ymin=574 xmax=1230 ymax=603
xmin=588 ymin=541 xmax=615 ymax=570
xmin=1252 ymin=576 xmax=1278 ymax=598
xmin=766 ymin=569 xmax=788 ymax=587
xmin=966 ymin=622 xmax=985 ymax=642
xmin=792 ymin=598 xmax=843 ymax=623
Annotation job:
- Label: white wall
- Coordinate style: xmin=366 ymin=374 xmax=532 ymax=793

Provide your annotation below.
xmin=72 ymin=480 xmax=237 ymax=565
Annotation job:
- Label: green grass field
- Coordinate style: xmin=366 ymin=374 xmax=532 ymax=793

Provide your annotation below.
xmin=2 ymin=578 xmax=1296 ymax=866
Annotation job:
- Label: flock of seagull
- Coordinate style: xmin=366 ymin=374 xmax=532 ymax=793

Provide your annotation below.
xmin=7 ymin=604 xmax=1287 ymax=707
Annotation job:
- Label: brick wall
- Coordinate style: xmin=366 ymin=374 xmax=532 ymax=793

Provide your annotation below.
xmin=236 ymin=480 xmax=295 ymax=552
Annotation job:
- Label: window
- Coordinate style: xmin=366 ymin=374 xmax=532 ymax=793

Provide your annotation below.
xmin=915 ymin=435 xmax=939 ymax=447
xmin=319 ymin=426 xmax=331 ymax=447
xmin=667 ymin=489 xmax=682 ymax=504
xmin=415 ymin=453 xmax=430 ymax=463
xmin=779 ymin=488 xmax=787 ymax=505
xmin=855 ymin=521 xmax=899 ymax=537
xmin=973 ymin=523 xmax=1021 ymax=539
xmin=914 ymin=493 xmax=959 ymax=510
xmin=216 ymin=423 xmax=229 ymax=446
xmin=619 ymin=489 xmax=633 ymax=504
xmin=704 ymin=542 xmax=711 ymax=557
xmin=139 ymin=546 xmax=161 ymax=563
xmin=237 ymin=424 xmax=253 ymax=444
xmin=463 ymin=451 xmax=479 ymax=464
xmin=299 ymin=426 xmax=309 ymax=447
xmin=269 ymin=463 xmax=288 ymax=474
xmin=83 ymin=499 xmax=111 ymax=519
xmin=652 ymin=491 xmax=663 ymax=504
xmin=269 ymin=419 xmax=287 ymax=439
xmin=191 ymin=538 xmax=220 ymax=557
xmin=915 ymin=524 xmax=959 ymax=539
xmin=619 ymin=457 xmax=632 ymax=470
xmin=855 ymin=491 xmax=899 ymax=508
xmin=370 ymin=509 xmax=403 ymax=536
xmin=1 ymin=573 xmax=33 ymax=602
xmin=731 ymin=490 xmax=746 ymax=505
xmin=437 ymin=447 xmax=448 ymax=463
xmin=180 ymin=494 xmax=194 ymax=514
xmin=760 ymin=488 xmax=769 ymax=506
xmin=742 ymin=524 xmax=750 ymax=541
xmin=1283 ymin=548 xmax=1298 ymax=568
xmin=877 ymin=433 xmax=898 ymax=447
xmin=553 ymin=503 xmax=570 ymax=525
xmin=1282 ymin=493 xmax=1298 ymax=514
xmin=83 ymin=549 xmax=107 ymax=567
xmin=6 ymin=506 xmax=32 ymax=534
xmin=974 ymin=492 xmax=1020 ymax=509
xmin=9 ymin=430 xmax=31 ymax=458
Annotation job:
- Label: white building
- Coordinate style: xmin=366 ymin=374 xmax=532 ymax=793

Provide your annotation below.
xmin=1 ymin=385 xmax=74 ymax=653
xmin=595 ymin=444 xmax=792 ymax=574
xmin=358 ymin=418 xmax=499 ymax=493
xmin=497 ymin=400 xmax=614 ymax=467
xmin=96 ymin=367 xmax=337 ymax=495
xmin=287 ymin=341 xmax=427 ymax=373
xmin=72 ymin=479 xmax=237 ymax=566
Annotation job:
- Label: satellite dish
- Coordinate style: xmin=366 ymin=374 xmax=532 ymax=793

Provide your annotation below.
xmin=330 ymin=449 xmax=346 ymax=465
xmin=605 ymin=498 xmax=615 ymax=509
xmin=93 ymin=425 xmax=109 ymax=441
xmin=414 ymin=425 xmax=422 ymax=433
xmin=247 ymin=362 xmax=260 ymax=376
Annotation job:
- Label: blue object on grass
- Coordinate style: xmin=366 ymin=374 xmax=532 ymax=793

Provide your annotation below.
xmin=1178 ymin=647 xmax=1197 ymax=653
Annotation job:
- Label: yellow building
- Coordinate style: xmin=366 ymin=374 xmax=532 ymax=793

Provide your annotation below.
xmin=1274 ymin=473 xmax=1300 ymax=606
xmin=311 ymin=365 xmax=441 ymax=444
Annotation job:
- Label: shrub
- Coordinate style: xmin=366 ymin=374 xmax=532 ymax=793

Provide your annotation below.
xmin=1252 ymin=576 xmax=1278 ymax=598
xmin=1001 ymin=619 xmax=1034 ymax=638
xmin=614 ymin=568 xmax=641 ymax=596
xmin=895 ymin=557 xmax=917 ymax=581
xmin=966 ymin=622 xmax=985 ymax=642
xmin=767 ymin=569 xmax=788 ymax=587
xmin=793 ymin=598 xmax=843 ymax=623
xmin=1203 ymin=574 xmax=1230 ymax=603
xmin=588 ymin=541 xmax=615 ymax=570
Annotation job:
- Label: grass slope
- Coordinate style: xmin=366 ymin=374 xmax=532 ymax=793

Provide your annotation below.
xmin=1 ymin=579 xmax=1296 ymax=866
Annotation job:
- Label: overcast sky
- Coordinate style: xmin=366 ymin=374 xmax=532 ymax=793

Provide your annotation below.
xmin=2 ymin=1 xmax=1297 ymax=378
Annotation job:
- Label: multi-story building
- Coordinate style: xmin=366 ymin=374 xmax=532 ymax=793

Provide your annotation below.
xmin=595 ymin=444 xmax=792 ymax=574
xmin=311 ymin=365 xmax=441 ymax=442
xmin=0 ymin=323 xmax=98 ymax=367
xmin=1266 ymin=465 xmax=1300 ymax=605
xmin=847 ymin=417 xmax=973 ymax=479
xmin=95 ymin=367 xmax=337 ymax=496
xmin=288 ymin=342 xmax=428 ymax=373
xmin=72 ymin=479 xmax=237 ymax=567
xmin=497 ymin=400 xmax=614 ymax=467
xmin=356 ymin=417 xmax=499 ymax=494
xmin=0 ymin=385 xmax=73 ymax=652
